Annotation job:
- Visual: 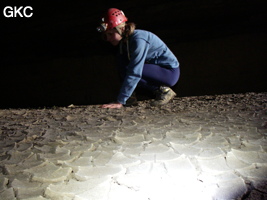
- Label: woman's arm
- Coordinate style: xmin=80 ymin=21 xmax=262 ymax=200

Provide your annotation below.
xmin=117 ymin=38 xmax=150 ymax=104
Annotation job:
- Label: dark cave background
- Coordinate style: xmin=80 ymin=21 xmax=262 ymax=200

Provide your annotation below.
xmin=1 ymin=0 xmax=266 ymax=108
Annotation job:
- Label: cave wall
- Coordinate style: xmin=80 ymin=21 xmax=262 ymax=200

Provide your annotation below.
xmin=1 ymin=0 xmax=266 ymax=108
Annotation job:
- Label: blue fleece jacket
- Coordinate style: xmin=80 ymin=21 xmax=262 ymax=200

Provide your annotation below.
xmin=117 ymin=29 xmax=179 ymax=104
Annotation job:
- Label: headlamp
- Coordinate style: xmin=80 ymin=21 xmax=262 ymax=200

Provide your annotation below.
xmin=96 ymin=23 xmax=107 ymax=32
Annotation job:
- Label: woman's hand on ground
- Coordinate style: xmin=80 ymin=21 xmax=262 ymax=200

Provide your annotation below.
xmin=100 ymin=103 xmax=123 ymax=109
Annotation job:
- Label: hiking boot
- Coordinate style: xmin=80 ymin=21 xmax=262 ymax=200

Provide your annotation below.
xmin=151 ymin=86 xmax=176 ymax=106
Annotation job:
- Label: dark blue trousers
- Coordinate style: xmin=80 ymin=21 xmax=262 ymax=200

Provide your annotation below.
xmin=118 ymin=63 xmax=180 ymax=92
xmin=119 ymin=64 xmax=180 ymax=92
xmin=138 ymin=64 xmax=180 ymax=91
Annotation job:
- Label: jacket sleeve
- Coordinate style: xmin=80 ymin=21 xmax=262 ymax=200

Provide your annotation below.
xmin=117 ymin=38 xmax=149 ymax=104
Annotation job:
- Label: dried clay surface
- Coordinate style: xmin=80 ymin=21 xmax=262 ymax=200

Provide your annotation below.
xmin=0 ymin=92 xmax=266 ymax=200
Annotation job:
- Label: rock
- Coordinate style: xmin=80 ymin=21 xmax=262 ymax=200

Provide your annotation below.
xmin=75 ymin=165 xmax=124 ymax=181
xmin=24 ymin=161 xmax=72 ymax=183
